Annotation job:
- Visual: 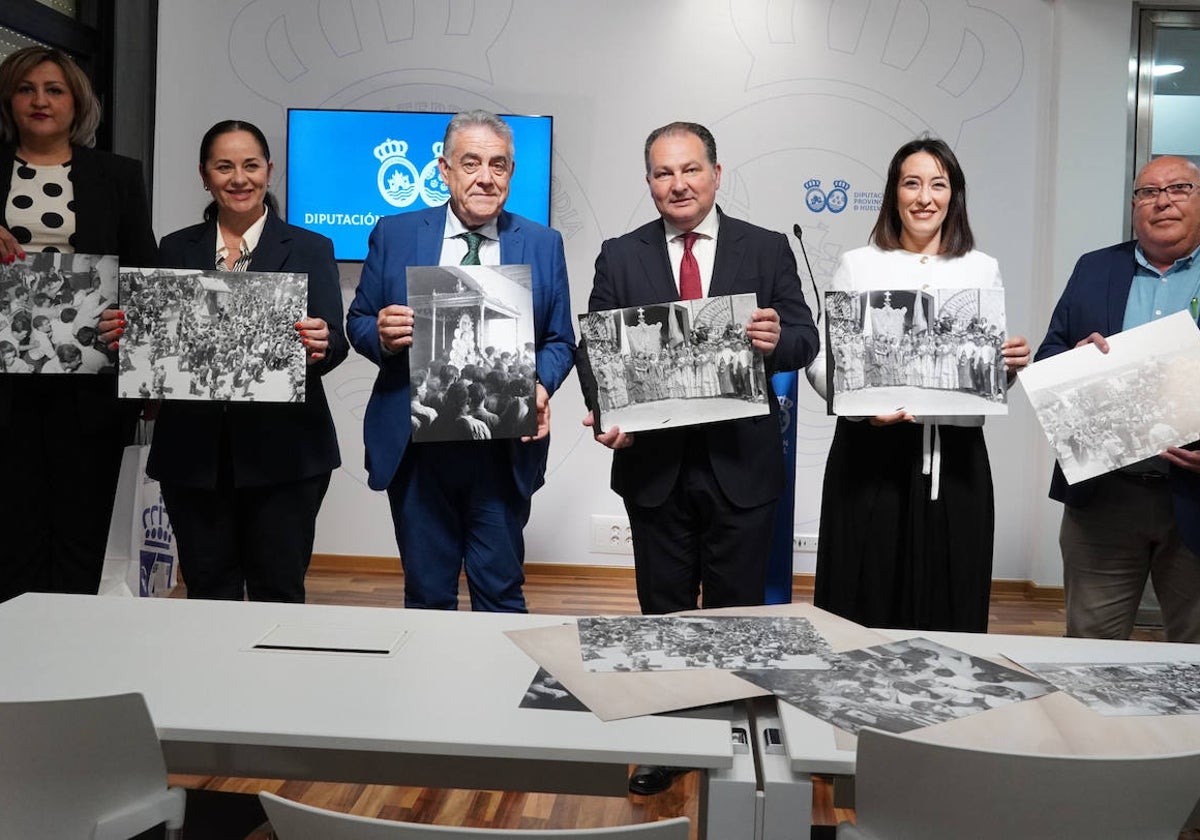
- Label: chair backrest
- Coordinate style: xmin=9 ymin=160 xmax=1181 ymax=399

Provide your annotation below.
xmin=0 ymin=692 xmax=176 ymax=838
xmin=260 ymin=791 xmax=690 ymax=840
xmin=850 ymin=728 xmax=1200 ymax=840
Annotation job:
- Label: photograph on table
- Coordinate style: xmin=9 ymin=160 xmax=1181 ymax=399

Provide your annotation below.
xmin=0 ymin=252 xmax=119 ymax=374
xmin=406 ymin=264 xmax=537 ymax=442
xmin=736 ymin=636 xmax=1053 ymax=736
xmin=117 ymin=267 xmax=308 ymax=402
xmin=578 ymin=615 xmax=830 ymax=673
xmin=520 ymin=667 xmax=590 ymax=712
xmin=578 ymin=292 xmax=768 ymax=433
xmin=1017 ymin=660 xmax=1200 ymax=717
xmin=1021 ymin=310 xmax=1200 ymax=484
xmin=823 ymin=287 xmax=1008 ymax=416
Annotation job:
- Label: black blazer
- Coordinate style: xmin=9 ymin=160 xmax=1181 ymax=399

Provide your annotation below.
xmin=578 ymin=209 xmax=819 ymax=508
xmin=146 ymin=211 xmax=347 ymax=488
xmin=0 ymin=144 xmax=157 ymax=430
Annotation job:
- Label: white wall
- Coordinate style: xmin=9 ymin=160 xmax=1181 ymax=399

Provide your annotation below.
xmin=151 ymin=0 xmax=1147 ymax=585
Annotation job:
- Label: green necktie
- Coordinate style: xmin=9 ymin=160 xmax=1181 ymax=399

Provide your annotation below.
xmin=461 ymin=231 xmax=484 ymax=265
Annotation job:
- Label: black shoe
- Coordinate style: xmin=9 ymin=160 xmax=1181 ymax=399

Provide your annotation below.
xmin=628 ymin=764 xmax=685 ymax=795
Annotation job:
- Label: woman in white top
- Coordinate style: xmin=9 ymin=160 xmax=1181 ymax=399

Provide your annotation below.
xmin=806 ymin=137 xmax=1030 ymax=632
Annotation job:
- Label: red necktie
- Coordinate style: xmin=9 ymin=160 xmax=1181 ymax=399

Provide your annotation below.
xmin=678 ymin=232 xmax=701 ymax=300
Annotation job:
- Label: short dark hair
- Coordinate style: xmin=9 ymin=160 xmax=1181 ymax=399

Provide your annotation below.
xmin=643 ymin=122 xmax=717 ymax=174
xmin=0 ymin=46 xmax=102 ymax=147
xmin=199 ymin=119 xmax=279 ymax=223
xmin=870 ymin=136 xmax=974 ymax=258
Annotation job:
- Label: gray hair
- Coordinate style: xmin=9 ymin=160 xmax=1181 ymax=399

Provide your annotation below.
xmin=442 ymin=110 xmax=514 ymax=160
xmin=643 ymin=121 xmax=717 ymax=174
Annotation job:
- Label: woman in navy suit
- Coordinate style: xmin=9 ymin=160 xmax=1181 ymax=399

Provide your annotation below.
xmin=147 ymin=120 xmax=347 ymax=602
xmin=0 ymin=46 xmax=156 ymax=602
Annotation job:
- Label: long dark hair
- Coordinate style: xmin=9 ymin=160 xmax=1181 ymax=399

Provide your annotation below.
xmin=870 ymin=137 xmax=974 ymax=257
xmin=199 ymin=119 xmax=279 ymax=223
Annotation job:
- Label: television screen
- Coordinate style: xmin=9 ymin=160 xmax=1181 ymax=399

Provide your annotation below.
xmin=286 ymin=109 xmax=553 ymax=261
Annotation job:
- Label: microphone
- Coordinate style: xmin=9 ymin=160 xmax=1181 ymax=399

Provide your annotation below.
xmin=792 ymin=223 xmax=822 ymax=321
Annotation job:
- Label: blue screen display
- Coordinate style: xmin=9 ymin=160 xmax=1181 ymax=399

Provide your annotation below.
xmin=286 ymin=109 xmax=553 ymax=261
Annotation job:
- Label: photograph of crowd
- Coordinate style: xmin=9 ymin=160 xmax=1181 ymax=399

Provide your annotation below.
xmin=735 ymin=637 xmax=1052 ymax=736
xmin=1022 ymin=310 xmax=1200 ymax=484
xmin=824 ymin=287 xmax=1008 ymax=416
xmin=406 ymin=265 xmax=537 ymax=442
xmin=578 ymin=292 xmax=768 ymax=434
xmin=118 ymin=267 xmax=308 ymax=402
xmin=520 ymin=667 xmax=589 ymax=712
xmin=1019 ymin=660 xmax=1200 ymax=717
xmin=0 ymin=252 xmax=119 ymax=374
xmin=576 ymin=615 xmax=831 ymax=673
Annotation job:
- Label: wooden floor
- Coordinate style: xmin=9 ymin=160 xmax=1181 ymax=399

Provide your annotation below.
xmin=169 ymin=569 xmax=1177 ymax=838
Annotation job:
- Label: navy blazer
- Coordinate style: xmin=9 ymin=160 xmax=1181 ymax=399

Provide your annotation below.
xmin=1034 ymin=239 xmax=1200 ymax=552
xmin=146 ymin=211 xmax=347 ymax=488
xmin=0 ymin=144 xmax=157 ymax=430
xmin=577 ymin=209 xmax=819 ymax=508
xmin=346 ymin=204 xmax=577 ymax=495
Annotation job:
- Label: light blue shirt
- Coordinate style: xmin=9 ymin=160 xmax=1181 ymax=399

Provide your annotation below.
xmin=1124 ymin=243 xmax=1200 ymax=330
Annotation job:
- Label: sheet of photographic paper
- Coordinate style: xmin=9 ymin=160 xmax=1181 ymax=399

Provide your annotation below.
xmin=504 ymin=603 xmax=889 ymax=722
xmin=577 ymin=615 xmax=831 ymax=673
xmin=406 ymin=265 xmax=537 ymax=442
xmin=824 ymin=287 xmax=1008 ymax=417
xmin=249 ymin=624 xmax=409 ymax=657
xmin=1020 ymin=310 xmax=1200 ymax=484
xmin=118 ymin=267 xmax=308 ymax=402
xmin=578 ymin=292 xmax=769 ymax=433
xmin=519 ymin=667 xmax=590 ymax=712
xmin=1015 ymin=660 xmax=1200 ymax=717
xmin=735 ymin=637 xmax=1053 ymax=736
xmin=0 ymin=252 xmax=119 ymax=374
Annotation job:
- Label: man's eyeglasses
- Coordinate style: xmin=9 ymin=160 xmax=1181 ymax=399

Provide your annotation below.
xmin=1132 ymin=182 xmax=1198 ymax=204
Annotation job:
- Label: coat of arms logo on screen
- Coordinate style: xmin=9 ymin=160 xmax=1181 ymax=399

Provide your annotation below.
xmin=375 ymin=138 xmax=452 ymax=209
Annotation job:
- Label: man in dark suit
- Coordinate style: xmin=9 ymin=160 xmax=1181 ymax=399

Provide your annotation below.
xmin=347 ymin=110 xmax=576 ymax=613
xmin=580 ymin=121 xmax=818 ymax=614
xmin=1035 ymin=154 xmax=1200 ymax=643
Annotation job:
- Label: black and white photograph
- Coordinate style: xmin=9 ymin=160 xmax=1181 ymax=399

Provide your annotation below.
xmin=406 ymin=264 xmax=537 ymax=442
xmin=577 ymin=293 xmax=769 ymax=434
xmin=824 ymin=287 xmax=1008 ymax=416
xmin=0 ymin=252 xmax=119 ymax=374
xmin=519 ymin=667 xmax=590 ymax=712
xmin=735 ymin=637 xmax=1053 ymax=736
xmin=1018 ymin=661 xmax=1200 ymax=717
xmin=1021 ymin=310 xmax=1200 ymax=484
xmin=118 ymin=267 xmax=308 ymax=402
xmin=576 ymin=615 xmax=831 ymax=673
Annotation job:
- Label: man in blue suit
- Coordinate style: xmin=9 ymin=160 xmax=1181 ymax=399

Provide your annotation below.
xmin=1035 ymin=154 xmax=1200 ymax=643
xmin=347 ymin=110 xmax=576 ymax=612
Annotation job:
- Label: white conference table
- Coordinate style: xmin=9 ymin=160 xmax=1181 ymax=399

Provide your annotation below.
xmin=0 ymin=593 xmax=754 ymax=839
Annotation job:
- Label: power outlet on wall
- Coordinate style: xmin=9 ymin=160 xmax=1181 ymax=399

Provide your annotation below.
xmin=794 ymin=533 xmax=819 ymax=553
xmin=590 ymin=515 xmax=634 ymax=555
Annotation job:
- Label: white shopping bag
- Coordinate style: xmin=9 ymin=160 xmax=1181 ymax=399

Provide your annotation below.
xmin=99 ymin=423 xmax=177 ymax=597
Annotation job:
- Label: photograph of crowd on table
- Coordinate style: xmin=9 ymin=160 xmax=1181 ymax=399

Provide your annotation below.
xmin=578 ymin=292 xmax=768 ymax=434
xmin=405 ymin=264 xmax=538 ymax=442
xmin=0 ymin=253 xmax=118 ymax=374
xmin=117 ymin=266 xmax=308 ymax=402
xmin=824 ymin=286 xmax=1007 ymax=416
xmin=1020 ymin=660 xmax=1200 ymax=716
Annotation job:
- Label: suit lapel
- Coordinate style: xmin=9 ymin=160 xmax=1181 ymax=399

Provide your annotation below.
xmin=1106 ymin=245 xmax=1137 ymax=333
xmin=249 ymin=213 xmax=293 ymax=271
xmin=709 ymin=212 xmax=745 ymax=298
xmin=417 ymin=205 xmax=447 ymax=264
xmin=498 ymin=211 xmax=522 ymax=264
xmin=637 ymin=221 xmax=679 ymax=302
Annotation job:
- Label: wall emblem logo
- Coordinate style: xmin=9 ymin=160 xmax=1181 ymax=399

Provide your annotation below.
xmin=419 ymin=142 xmax=451 ymax=206
xmin=804 ymin=179 xmax=850 ymax=214
xmin=375 ymin=138 xmax=422 ymax=207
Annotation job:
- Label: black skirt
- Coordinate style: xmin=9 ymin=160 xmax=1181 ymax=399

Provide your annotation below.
xmin=814 ymin=417 xmax=994 ymax=632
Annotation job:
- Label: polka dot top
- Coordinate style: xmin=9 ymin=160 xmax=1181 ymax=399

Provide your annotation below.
xmin=4 ymin=157 xmax=76 ymax=253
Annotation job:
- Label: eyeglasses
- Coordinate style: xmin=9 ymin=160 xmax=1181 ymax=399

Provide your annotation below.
xmin=1132 ymin=182 xmax=1198 ymax=204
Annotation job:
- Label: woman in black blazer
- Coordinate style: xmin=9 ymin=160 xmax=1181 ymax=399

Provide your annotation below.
xmin=147 ymin=119 xmax=347 ymax=602
xmin=0 ymin=46 xmax=156 ymax=603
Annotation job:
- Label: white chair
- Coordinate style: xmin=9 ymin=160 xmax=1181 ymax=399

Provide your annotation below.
xmin=0 ymin=692 xmax=186 ymax=839
xmin=260 ymin=791 xmax=689 ymax=839
xmin=838 ymin=727 xmax=1200 ymax=840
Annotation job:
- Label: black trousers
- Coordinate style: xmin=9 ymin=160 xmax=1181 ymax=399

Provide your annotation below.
xmin=160 ymin=472 xmax=330 ymax=602
xmin=625 ymin=445 xmax=776 ymax=615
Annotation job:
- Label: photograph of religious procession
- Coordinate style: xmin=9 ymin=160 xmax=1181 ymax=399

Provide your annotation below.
xmin=117 ymin=267 xmax=308 ymax=402
xmin=1018 ymin=660 xmax=1200 ymax=717
xmin=1021 ymin=310 xmax=1200 ymax=484
xmin=0 ymin=252 xmax=119 ymax=374
xmin=824 ymin=287 xmax=1008 ymax=416
xmin=406 ymin=264 xmax=537 ymax=442
xmin=577 ymin=292 xmax=768 ymax=434
xmin=735 ymin=637 xmax=1052 ymax=736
